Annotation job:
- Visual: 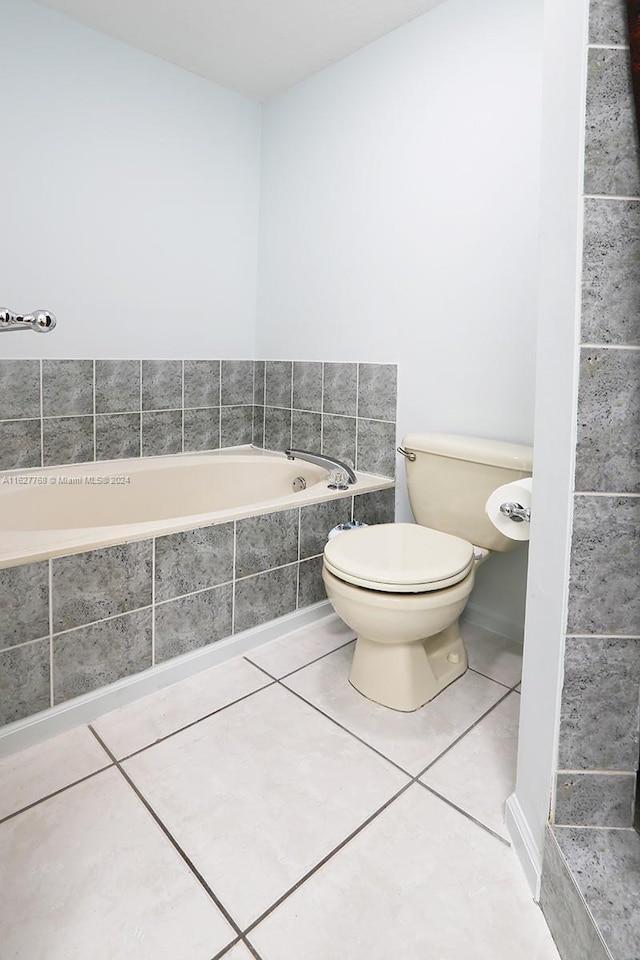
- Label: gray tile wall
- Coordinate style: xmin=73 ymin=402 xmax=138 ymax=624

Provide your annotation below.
xmin=552 ymin=0 xmax=640 ymax=833
xmin=252 ymin=361 xmax=397 ymax=478
xmin=0 ymin=485 xmax=394 ymax=728
xmin=0 ymin=359 xmax=397 ymax=479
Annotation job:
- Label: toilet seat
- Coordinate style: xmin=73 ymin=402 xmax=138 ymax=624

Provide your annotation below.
xmin=323 ymin=522 xmax=474 ymax=593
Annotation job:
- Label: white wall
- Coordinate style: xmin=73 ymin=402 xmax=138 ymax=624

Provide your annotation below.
xmin=0 ymin=0 xmax=261 ymax=359
xmin=256 ymin=0 xmax=543 ymax=639
xmin=507 ymin=0 xmax=588 ymax=894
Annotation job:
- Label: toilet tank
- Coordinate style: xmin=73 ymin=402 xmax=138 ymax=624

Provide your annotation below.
xmin=402 ymin=433 xmax=533 ymax=552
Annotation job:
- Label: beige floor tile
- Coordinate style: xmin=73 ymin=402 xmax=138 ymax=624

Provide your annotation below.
xmin=0 ymin=768 xmax=235 ymax=960
xmin=93 ymin=656 xmax=271 ymax=758
xmin=246 ymin=614 xmax=354 ymax=678
xmin=0 ymin=726 xmax=109 ymax=821
xmin=283 ymin=643 xmax=506 ymax=774
xmin=123 ymin=684 xmax=408 ymax=927
xmin=462 ymin=621 xmax=523 ymax=687
xmin=251 ymin=785 xmax=560 ymax=960
xmin=421 ymin=692 xmax=520 ymax=839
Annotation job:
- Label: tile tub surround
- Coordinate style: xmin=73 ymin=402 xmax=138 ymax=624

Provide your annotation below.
xmin=0 ymin=359 xmax=397 ymax=478
xmin=0 ymin=486 xmax=394 ymax=728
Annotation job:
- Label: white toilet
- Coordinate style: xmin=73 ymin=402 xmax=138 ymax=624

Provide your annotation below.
xmin=322 ymin=433 xmax=533 ymax=712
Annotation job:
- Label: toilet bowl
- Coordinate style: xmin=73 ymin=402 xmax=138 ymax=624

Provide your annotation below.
xmin=323 ymin=523 xmax=481 ymax=712
xmin=321 ymin=432 xmax=534 ymax=713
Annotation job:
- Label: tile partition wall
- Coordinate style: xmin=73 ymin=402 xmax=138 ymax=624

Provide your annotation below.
xmin=540 ymin=1 xmax=640 ymax=957
xmin=0 ymin=486 xmax=395 ymax=728
xmin=0 ymin=359 xmax=397 ymax=477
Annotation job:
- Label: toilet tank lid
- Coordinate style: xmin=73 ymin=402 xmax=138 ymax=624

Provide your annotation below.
xmin=403 ymin=433 xmax=533 ymax=471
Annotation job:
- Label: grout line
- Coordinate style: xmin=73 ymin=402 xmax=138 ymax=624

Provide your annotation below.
xmin=244 ymin=635 xmax=355 ymax=683
xmin=556 ymin=768 xmax=637 ymax=777
xmin=92 ymin=360 xmax=97 ymax=462
xmin=231 ymin=521 xmax=237 ymax=635
xmin=574 ymin=491 xmax=640 ymax=498
xmin=181 ymin=361 xmax=185 ymax=454
xmin=242 ymin=937 xmax=265 ymax=960
xmin=0 ymin=633 xmax=51 ymax=655
xmin=242 ymin=779 xmax=414 ymax=936
xmin=467 ymin=665 xmax=515 ymax=691
xmin=417 ymin=781 xmax=511 ymax=847
xmin=151 ymin=539 xmax=156 ymax=666
xmin=51 ymin=603 xmax=155 ymax=639
xmin=139 ymin=361 xmax=143 ymax=457
xmin=117 ymin=678 xmax=279 ymax=763
xmin=588 ymin=43 xmax=630 ymax=50
xmin=39 ymin=359 xmax=44 ymax=467
xmin=553 ymin=823 xmax=638 ymax=832
xmin=416 ymin=687 xmax=515 ymax=779
xmin=88 ymin=725 xmax=245 ymax=938
xmin=584 ymin=193 xmax=640 ymax=202
xmin=48 ymin=559 xmax=54 ymax=707
xmin=210 ymin=939 xmax=241 ymax=960
xmin=0 ymin=762 xmax=114 ymax=826
xmin=579 ymin=343 xmax=640 ymax=352
xmin=320 ymin=364 xmax=325 ymax=452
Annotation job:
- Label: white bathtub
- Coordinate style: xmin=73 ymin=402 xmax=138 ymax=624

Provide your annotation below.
xmin=0 ymin=447 xmax=393 ymax=568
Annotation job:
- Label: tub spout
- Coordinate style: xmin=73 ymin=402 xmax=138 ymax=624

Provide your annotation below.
xmin=284 ymin=449 xmax=357 ymax=485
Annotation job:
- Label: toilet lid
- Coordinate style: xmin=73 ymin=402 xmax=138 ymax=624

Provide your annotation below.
xmin=323 ymin=522 xmax=474 ymax=593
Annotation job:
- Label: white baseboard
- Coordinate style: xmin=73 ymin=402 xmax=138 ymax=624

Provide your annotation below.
xmin=463 ymin=603 xmax=524 ymax=645
xmin=0 ymin=601 xmax=333 ymax=760
xmin=505 ymin=793 xmax=543 ymax=898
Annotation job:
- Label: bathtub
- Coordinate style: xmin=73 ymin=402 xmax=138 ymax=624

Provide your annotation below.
xmin=0 ymin=446 xmax=393 ymax=568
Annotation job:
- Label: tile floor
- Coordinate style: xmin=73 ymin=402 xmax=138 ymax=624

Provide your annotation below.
xmin=0 ymin=616 xmax=561 ymax=960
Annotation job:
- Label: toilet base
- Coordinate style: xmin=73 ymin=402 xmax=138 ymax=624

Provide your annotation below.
xmin=348 ymin=622 xmax=467 ymax=712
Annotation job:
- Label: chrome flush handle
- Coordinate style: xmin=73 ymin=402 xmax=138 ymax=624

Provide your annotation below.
xmin=396 ymin=446 xmax=416 ymax=461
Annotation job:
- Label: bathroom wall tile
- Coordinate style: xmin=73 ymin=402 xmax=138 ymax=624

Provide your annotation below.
xmin=235 ymin=508 xmax=299 ymax=579
xmin=252 ymin=405 xmax=265 ymax=447
xmin=43 ymin=416 xmax=94 ymax=466
xmin=264 ymin=406 xmax=291 ymax=452
xmin=141 ymin=410 xmax=182 ymax=457
xmin=183 ymin=407 xmax=219 ymax=452
xmin=300 ymin=497 xmax=352 ymax=560
xmin=555 ymin=772 xmax=636 ymax=827
xmin=567 ymin=495 xmax=640 ymax=634
xmin=582 ymin=199 xmax=640 ymax=346
xmin=221 ymin=360 xmax=254 ymax=406
xmin=323 ymin=362 xmax=357 ymax=417
xmin=0 ymin=419 xmax=41 ymax=470
xmin=0 ymin=561 xmax=49 ymax=650
xmin=95 ymin=360 xmax=140 ymax=414
xmin=293 ymin=361 xmax=323 ymax=412
xmin=234 ymin=564 xmax=298 ymax=634
xmin=254 ymin=360 xmax=265 ymax=405
xmin=221 ymin=405 xmax=253 ymax=448
xmin=0 ymin=359 xmax=40 ymax=420
xmin=298 ymin=555 xmax=327 ymax=607
xmin=555 ymin=826 xmax=640 ymax=960
xmin=539 ymin=826 xmax=610 ymax=960
xmin=53 ymin=609 xmax=152 ymax=703
xmin=558 ymin=636 xmax=640 ymax=770
xmin=52 ymin=540 xmax=153 ymax=633
xmin=183 ymin=359 xmax=220 ymax=409
xmin=0 ymin=639 xmax=50 ymax=726
xmin=155 ymin=522 xmax=234 ymax=602
xmin=42 ymin=360 xmax=93 ymax=418
xmin=154 ymin=584 xmax=233 ymax=663
xmin=584 ymin=49 xmax=640 ymax=197
xmin=356 ymin=419 xmax=397 ymax=477
xmin=575 ymin=348 xmax=640 ymax=491
xmin=357 ymin=364 xmax=397 ymax=422
xmin=141 ymin=360 xmax=182 ymax=411
xmin=291 ymin=410 xmax=322 ymax=452
xmin=589 ymin=0 xmax=628 ymax=45
xmin=265 ymin=360 xmax=293 ymax=408
xmin=352 ymin=487 xmax=396 ymax=526
xmin=96 ymin=413 xmax=140 ymax=461
xmin=321 ymin=414 xmax=356 ymax=468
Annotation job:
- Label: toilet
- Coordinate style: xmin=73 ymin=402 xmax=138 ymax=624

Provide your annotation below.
xmin=322 ymin=433 xmax=533 ymax=712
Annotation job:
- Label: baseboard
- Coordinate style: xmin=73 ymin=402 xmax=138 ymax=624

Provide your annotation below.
xmin=505 ymin=793 xmax=543 ymax=898
xmin=463 ymin=603 xmax=524 ymax=645
xmin=0 ymin=600 xmax=333 ymax=760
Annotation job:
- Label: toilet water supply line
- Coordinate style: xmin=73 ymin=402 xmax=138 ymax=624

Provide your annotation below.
xmin=0 ymin=308 xmax=57 ymax=332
